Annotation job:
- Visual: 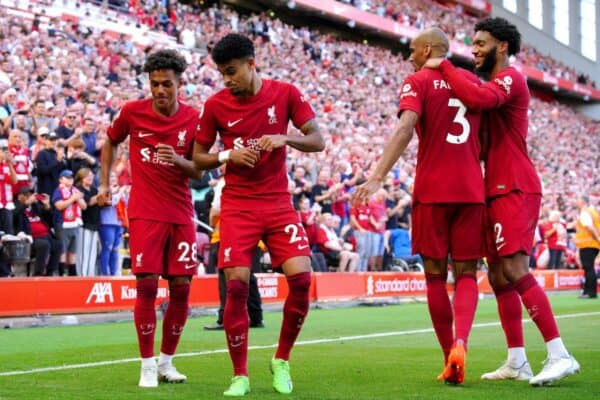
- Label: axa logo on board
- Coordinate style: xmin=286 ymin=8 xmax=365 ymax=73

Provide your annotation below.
xmin=86 ymin=283 xmax=168 ymax=304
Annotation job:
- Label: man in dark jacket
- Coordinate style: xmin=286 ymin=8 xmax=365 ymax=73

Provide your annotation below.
xmin=35 ymin=131 xmax=66 ymax=196
xmin=13 ymin=186 xmax=62 ymax=276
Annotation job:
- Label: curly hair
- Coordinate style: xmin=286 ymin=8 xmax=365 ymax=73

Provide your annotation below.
xmin=211 ymin=34 xmax=255 ymax=64
xmin=475 ymin=17 xmax=521 ymax=56
xmin=143 ymin=49 xmax=187 ymax=78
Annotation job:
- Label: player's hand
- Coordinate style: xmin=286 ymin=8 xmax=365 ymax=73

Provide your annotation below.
xmin=229 ymin=148 xmax=260 ymax=168
xmin=352 ymin=178 xmax=382 ymax=205
xmin=156 ymin=143 xmax=179 ymax=164
xmin=423 ymin=57 xmax=444 ymax=70
xmin=258 ymin=134 xmax=287 ymax=152
xmin=97 ymin=184 xmax=112 ymax=206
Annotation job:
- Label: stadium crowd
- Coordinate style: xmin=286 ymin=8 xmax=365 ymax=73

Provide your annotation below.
xmin=337 ymin=0 xmax=597 ymax=87
xmin=0 ymin=1 xmax=597 ymax=277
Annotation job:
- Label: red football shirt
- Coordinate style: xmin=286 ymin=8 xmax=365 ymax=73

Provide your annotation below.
xmin=195 ymin=79 xmax=315 ymax=211
xmin=398 ymin=68 xmax=484 ymax=204
xmin=107 ymin=98 xmax=197 ymax=224
xmin=438 ymin=61 xmax=542 ymax=197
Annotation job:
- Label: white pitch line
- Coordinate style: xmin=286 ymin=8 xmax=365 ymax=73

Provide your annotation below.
xmin=1 ymin=311 xmax=599 ymax=377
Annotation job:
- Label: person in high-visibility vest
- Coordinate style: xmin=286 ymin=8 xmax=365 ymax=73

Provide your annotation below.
xmin=574 ymin=196 xmax=600 ymax=299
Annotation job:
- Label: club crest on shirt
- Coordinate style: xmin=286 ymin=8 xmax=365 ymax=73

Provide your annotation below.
xmin=177 ymin=130 xmax=187 ymax=147
xmin=135 ymin=253 xmax=143 ymax=267
xmin=268 ymin=105 xmax=278 ymax=125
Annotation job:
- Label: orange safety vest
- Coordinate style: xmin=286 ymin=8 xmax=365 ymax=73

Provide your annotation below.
xmin=574 ymin=207 xmax=600 ymax=250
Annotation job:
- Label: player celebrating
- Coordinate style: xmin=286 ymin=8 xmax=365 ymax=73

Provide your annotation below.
xmin=100 ymin=50 xmax=203 ymax=388
xmin=425 ymin=17 xmax=579 ymax=386
xmin=354 ymin=27 xmax=484 ymax=385
xmin=193 ymin=34 xmax=324 ymax=396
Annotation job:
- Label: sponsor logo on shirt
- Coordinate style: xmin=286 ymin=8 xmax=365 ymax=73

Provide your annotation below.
xmin=400 ymin=83 xmax=418 ymax=99
xmin=268 ymin=105 xmax=278 ymax=125
xmin=140 ymin=147 xmax=174 ymax=166
xmin=494 ymin=75 xmax=512 ymax=95
xmin=233 ymin=137 xmax=263 ymax=152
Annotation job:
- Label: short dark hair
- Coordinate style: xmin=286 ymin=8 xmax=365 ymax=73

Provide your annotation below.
xmin=211 ymin=34 xmax=255 ymax=65
xmin=475 ymin=17 xmax=521 ymax=56
xmin=143 ymin=49 xmax=187 ymax=78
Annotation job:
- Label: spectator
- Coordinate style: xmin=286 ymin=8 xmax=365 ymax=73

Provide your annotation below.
xmin=315 ymin=213 xmax=359 ymax=272
xmin=540 ymin=210 xmax=567 ymax=269
xmin=368 ymin=188 xmax=387 ymax=271
xmin=98 ymin=172 xmax=126 ymax=276
xmin=67 ymin=138 xmax=97 ymax=176
xmin=384 ymin=227 xmax=423 ymax=271
xmin=350 ymin=199 xmax=372 ymax=272
xmin=52 ymin=169 xmax=86 ymax=276
xmin=35 ymin=131 xmax=66 ymax=196
xmin=13 ymin=187 xmax=61 ymax=276
xmin=75 ymin=168 xmax=100 ymax=276
xmin=8 ymin=129 xmax=32 ymax=195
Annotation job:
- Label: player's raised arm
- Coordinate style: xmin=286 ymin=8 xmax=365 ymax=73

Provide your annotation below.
xmin=353 ymin=110 xmax=418 ymax=204
xmin=427 ymin=59 xmax=506 ymax=111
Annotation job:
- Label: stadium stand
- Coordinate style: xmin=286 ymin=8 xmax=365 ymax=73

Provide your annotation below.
xmin=0 ymin=0 xmax=597 ymax=276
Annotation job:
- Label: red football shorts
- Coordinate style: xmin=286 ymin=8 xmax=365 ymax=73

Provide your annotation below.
xmin=129 ymin=219 xmax=198 ymax=276
xmin=218 ymin=206 xmax=311 ymax=269
xmin=485 ymin=191 xmax=541 ymax=263
xmin=412 ymin=202 xmax=485 ymax=261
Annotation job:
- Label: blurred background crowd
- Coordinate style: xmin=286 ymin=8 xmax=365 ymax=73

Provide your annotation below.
xmin=0 ymin=0 xmax=597 ymax=277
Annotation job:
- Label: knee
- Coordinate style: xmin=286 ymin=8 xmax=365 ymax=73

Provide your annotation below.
xmin=168 ymin=282 xmax=190 ymax=302
xmin=136 ymin=278 xmax=158 ymax=299
xmin=226 ymin=279 xmax=249 ymax=300
xmin=287 ymin=271 xmax=311 ymax=295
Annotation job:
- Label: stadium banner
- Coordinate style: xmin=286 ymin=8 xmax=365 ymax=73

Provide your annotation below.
xmin=0 ymin=270 xmax=589 ymax=317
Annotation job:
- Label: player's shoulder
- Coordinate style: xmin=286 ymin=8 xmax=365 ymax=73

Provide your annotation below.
xmin=122 ymin=98 xmax=152 ymax=112
xmin=495 ymin=66 xmax=526 ymax=86
xmin=178 ymin=101 xmax=200 ymax=117
xmin=492 ymin=66 xmax=526 ymax=95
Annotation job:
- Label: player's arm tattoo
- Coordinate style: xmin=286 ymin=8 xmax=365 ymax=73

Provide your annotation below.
xmin=286 ymin=119 xmax=325 ymax=153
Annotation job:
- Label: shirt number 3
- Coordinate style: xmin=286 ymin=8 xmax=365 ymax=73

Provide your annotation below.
xmin=445 ymin=98 xmax=470 ymax=145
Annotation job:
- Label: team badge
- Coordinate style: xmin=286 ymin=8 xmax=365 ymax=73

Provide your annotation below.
xmin=268 ymin=105 xmax=278 ymax=125
xmin=177 ymin=130 xmax=187 ymax=147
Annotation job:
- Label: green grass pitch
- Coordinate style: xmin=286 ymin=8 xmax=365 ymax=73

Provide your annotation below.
xmin=0 ymin=294 xmax=598 ymax=399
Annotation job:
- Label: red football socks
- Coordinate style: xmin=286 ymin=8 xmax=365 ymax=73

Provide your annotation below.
xmin=425 ymin=273 xmax=453 ymax=362
xmin=514 ymin=273 xmax=560 ymax=342
xmin=493 ymin=282 xmax=524 ymax=348
xmin=160 ymin=283 xmax=190 ymax=356
xmin=453 ymin=274 xmax=478 ymax=346
xmin=224 ymin=279 xmax=250 ymax=376
xmin=134 ymin=279 xmax=158 ymax=358
xmin=275 ymin=272 xmax=311 ymax=361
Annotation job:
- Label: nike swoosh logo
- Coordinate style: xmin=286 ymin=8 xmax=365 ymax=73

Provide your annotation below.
xmin=139 ymin=132 xmax=154 ymax=138
xmin=184 ymin=264 xmax=197 ymax=269
xmin=297 ymin=244 xmax=310 ymax=250
xmin=227 ymin=118 xmax=243 ymax=128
